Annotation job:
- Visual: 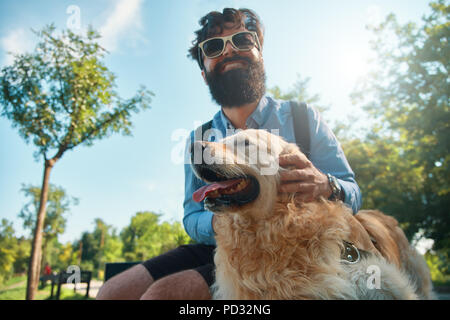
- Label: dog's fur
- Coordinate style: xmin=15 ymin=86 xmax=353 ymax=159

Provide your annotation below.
xmin=193 ymin=129 xmax=434 ymax=300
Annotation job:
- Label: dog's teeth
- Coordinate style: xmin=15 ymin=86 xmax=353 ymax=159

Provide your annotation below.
xmin=217 ymin=179 xmax=250 ymax=196
xmin=209 ymin=190 xmax=220 ymax=197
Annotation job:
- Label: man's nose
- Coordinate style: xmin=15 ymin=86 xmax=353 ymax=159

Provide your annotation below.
xmin=222 ymin=39 xmax=237 ymax=56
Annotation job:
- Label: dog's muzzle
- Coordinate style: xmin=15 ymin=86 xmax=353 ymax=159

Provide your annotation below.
xmin=189 ymin=142 xmax=260 ymax=209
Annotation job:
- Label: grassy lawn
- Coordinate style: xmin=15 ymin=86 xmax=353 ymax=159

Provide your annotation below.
xmin=1 ymin=275 xmax=27 ymax=288
xmin=0 ymin=275 xmax=94 ymax=300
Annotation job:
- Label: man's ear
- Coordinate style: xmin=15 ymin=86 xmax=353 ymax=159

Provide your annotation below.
xmin=201 ymin=70 xmax=208 ymax=85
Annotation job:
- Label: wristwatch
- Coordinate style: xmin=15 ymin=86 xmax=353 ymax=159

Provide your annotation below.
xmin=327 ymin=174 xmax=343 ymax=201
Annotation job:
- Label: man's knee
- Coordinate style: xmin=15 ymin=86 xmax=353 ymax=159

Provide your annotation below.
xmin=140 ymin=269 xmax=211 ymax=300
xmin=96 ymin=264 xmax=153 ymax=300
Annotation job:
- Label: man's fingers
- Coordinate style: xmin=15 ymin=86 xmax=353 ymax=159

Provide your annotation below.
xmin=279 ymin=182 xmax=315 ymax=194
xmin=278 ymin=153 xmax=310 ymax=169
xmin=279 ymin=169 xmax=311 ymax=182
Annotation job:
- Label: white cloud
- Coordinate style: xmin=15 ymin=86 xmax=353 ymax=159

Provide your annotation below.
xmin=1 ymin=0 xmax=147 ymax=62
xmin=1 ymin=28 xmax=34 ymax=66
xmin=98 ymin=0 xmax=147 ymax=52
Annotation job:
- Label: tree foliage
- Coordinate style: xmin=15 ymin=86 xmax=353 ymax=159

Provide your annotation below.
xmin=341 ymin=133 xmax=426 ymax=240
xmin=268 ymin=73 xmax=330 ymax=114
xmin=71 ymin=218 xmax=120 ymax=277
xmin=350 ymin=0 xmax=449 ymax=250
xmin=0 ymin=24 xmax=153 ymax=161
xmin=1 ymin=210 xmax=192 ymax=284
xmin=121 ymin=211 xmax=192 ymax=262
xmin=0 ymin=24 xmax=153 ymax=299
xmin=0 ymin=219 xmax=18 ymax=284
xmin=19 ymin=184 xmax=78 ymax=242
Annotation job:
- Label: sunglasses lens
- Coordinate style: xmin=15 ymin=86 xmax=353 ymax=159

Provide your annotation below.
xmin=232 ymin=32 xmax=256 ymax=50
xmin=202 ymin=38 xmax=224 ymax=57
xmin=201 ymin=32 xmax=258 ymax=58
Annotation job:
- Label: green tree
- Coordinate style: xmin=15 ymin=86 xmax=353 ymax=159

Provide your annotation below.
xmin=351 ymin=0 xmax=449 ymax=251
xmin=75 ymin=231 xmax=96 ymax=269
xmin=268 ymin=73 xmax=329 ymax=114
xmin=341 ymin=133 xmax=425 ymax=239
xmin=73 ymin=218 xmax=122 ymax=277
xmin=13 ymin=237 xmax=31 ymax=276
xmin=57 ymin=242 xmax=78 ymax=271
xmin=103 ymin=232 xmax=123 ymax=263
xmin=0 ymin=219 xmax=18 ymax=284
xmin=92 ymin=218 xmax=119 ymax=277
xmin=121 ymin=211 xmax=191 ymax=262
xmin=18 ymin=184 xmax=78 ymax=270
xmin=0 ymin=25 xmax=153 ymax=299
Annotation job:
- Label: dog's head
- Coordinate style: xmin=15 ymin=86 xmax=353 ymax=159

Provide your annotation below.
xmin=190 ymin=129 xmax=299 ymax=218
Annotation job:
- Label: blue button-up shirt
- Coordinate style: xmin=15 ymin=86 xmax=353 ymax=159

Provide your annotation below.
xmin=183 ymin=96 xmax=362 ymax=245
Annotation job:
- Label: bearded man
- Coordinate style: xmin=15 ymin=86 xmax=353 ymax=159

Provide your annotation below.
xmin=97 ymin=8 xmax=362 ymax=300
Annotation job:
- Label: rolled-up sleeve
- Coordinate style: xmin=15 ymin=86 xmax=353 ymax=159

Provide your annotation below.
xmin=307 ymin=106 xmax=362 ymax=213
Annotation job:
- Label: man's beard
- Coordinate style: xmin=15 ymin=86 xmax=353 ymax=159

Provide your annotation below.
xmin=205 ymin=55 xmax=266 ymax=108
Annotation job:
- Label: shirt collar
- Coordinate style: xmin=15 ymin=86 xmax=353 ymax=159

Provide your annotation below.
xmin=219 ymin=96 xmax=272 ymax=130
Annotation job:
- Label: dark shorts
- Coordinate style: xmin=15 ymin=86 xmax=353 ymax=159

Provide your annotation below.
xmin=141 ymin=244 xmax=216 ymax=287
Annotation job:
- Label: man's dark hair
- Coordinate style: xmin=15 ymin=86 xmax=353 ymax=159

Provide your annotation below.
xmin=188 ymin=8 xmax=265 ymax=70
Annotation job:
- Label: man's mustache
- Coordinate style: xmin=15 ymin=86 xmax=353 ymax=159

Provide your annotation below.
xmin=213 ymin=55 xmax=253 ymax=74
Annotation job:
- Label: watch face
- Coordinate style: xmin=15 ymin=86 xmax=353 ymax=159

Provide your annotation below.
xmin=332 ymin=176 xmax=339 ymax=190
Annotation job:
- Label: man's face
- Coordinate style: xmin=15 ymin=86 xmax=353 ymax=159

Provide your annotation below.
xmin=200 ymin=24 xmax=266 ymax=108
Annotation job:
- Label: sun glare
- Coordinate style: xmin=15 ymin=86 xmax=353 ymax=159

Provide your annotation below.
xmin=336 ymin=46 xmax=372 ymax=87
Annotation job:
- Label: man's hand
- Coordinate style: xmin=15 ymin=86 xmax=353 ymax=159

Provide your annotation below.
xmin=278 ymin=153 xmax=332 ymax=202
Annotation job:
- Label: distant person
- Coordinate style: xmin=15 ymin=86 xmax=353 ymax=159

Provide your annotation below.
xmin=97 ymin=7 xmax=361 ymax=300
xmin=44 ymin=263 xmax=52 ymax=276
xmin=39 ymin=262 xmax=53 ymax=288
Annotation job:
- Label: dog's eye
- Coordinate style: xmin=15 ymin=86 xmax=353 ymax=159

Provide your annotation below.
xmin=244 ymin=139 xmax=250 ymax=146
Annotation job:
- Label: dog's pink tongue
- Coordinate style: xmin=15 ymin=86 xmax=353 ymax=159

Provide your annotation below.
xmin=193 ymin=179 xmax=242 ymax=202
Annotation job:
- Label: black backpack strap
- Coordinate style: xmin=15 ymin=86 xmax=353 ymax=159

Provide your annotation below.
xmin=194 ymin=119 xmax=213 ymax=142
xmin=290 ymin=101 xmax=311 ymax=159
xmin=191 ymin=120 xmax=213 ymax=166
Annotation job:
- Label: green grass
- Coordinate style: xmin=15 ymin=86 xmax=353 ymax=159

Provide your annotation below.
xmin=1 ymin=275 xmax=26 ymax=288
xmin=0 ymin=275 xmax=94 ymax=300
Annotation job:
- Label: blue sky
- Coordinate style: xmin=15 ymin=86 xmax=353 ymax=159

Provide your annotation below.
xmin=0 ymin=0 xmax=432 ymax=244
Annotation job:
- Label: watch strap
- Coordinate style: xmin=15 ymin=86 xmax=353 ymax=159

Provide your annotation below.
xmin=327 ymin=174 xmax=342 ymax=201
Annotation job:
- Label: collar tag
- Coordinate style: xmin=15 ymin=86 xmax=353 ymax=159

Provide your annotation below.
xmin=341 ymin=241 xmax=361 ymax=264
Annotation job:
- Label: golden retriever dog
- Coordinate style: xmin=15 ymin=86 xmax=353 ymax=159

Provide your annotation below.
xmin=191 ymin=129 xmax=434 ymax=300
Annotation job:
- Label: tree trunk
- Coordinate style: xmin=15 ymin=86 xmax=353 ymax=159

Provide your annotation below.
xmin=25 ymin=160 xmax=54 ymax=300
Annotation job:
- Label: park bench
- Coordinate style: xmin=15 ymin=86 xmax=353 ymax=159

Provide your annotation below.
xmin=39 ymin=274 xmax=57 ymax=288
xmin=49 ymin=270 xmax=92 ymax=300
